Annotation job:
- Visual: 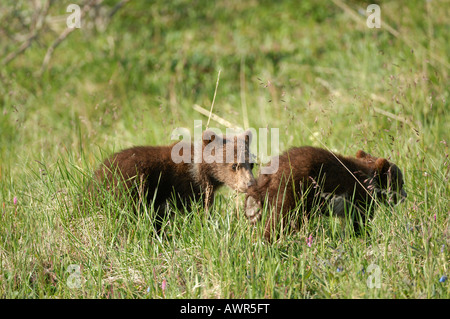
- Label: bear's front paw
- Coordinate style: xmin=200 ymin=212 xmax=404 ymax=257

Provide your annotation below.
xmin=245 ymin=196 xmax=262 ymax=224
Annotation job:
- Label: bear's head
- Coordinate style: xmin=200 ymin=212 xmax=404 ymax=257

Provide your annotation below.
xmin=356 ymin=150 xmax=407 ymax=205
xmin=202 ymin=129 xmax=256 ymax=193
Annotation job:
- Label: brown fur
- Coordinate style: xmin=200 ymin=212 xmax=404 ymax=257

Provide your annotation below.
xmin=245 ymin=146 xmax=406 ymax=241
xmin=88 ymin=130 xmax=255 ymax=230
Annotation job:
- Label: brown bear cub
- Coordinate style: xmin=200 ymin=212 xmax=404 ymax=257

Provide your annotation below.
xmin=90 ymin=130 xmax=255 ymax=231
xmin=245 ymin=146 xmax=406 ymax=240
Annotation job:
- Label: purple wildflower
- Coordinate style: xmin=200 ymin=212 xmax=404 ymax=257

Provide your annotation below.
xmin=306 ymin=235 xmax=313 ymax=247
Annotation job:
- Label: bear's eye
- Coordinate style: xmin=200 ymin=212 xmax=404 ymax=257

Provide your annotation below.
xmin=232 ymin=164 xmax=238 ymax=171
xmin=250 ymin=163 xmax=254 ymax=170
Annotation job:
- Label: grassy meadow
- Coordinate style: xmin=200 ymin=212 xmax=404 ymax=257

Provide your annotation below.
xmin=0 ymin=0 xmax=448 ymax=299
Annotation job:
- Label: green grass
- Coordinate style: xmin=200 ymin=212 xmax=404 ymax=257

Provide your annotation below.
xmin=0 ymin=0 xmax=448 ymax=298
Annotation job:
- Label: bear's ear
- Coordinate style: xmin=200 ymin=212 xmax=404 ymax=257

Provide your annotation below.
xmin=202 ymin=130 xmax=221 ymax=146
xmin=375 ymin=158 xmax=390 ymax=173
xmin=356 ymin=150 xmax=370 ymax=159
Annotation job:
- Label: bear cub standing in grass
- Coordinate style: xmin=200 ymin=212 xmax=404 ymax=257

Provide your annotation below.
xmin=245 ymin=146 xmax=406 ymax=240
xmin=90 ymin=129 xmax=255 ymax=230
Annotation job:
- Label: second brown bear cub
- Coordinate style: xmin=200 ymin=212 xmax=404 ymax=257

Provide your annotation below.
xmin=245 ymin=146 xmax=406 ymax=240
xmin=92 ymin=130 xmax=255 ymax=230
